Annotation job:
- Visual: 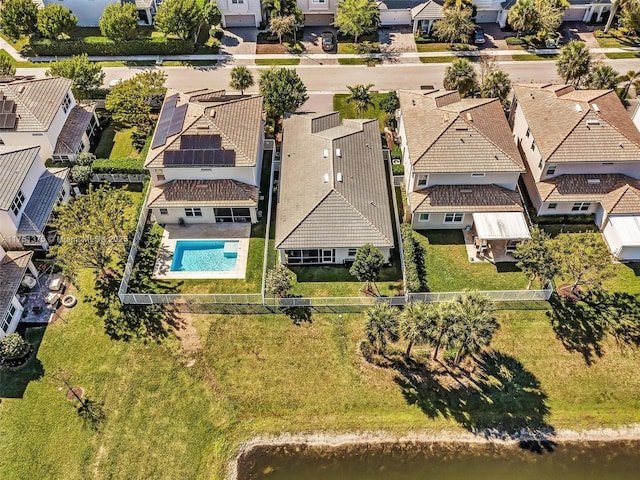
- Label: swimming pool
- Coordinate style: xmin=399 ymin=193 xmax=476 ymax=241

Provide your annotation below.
xmin=170 ymin=240 xmax=239 ymax=272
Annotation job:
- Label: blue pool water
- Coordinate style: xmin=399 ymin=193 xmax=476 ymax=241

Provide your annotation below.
xmin=170 ymin=240 xmax=238 ymax=272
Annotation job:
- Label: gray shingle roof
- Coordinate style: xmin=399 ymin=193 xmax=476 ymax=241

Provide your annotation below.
xmin=0 ymin=77 xmax=72 ymax=132
xmin=398 ymin=90 xmax=525 ymax=173
xmin=55 ymin=103 xmax=96 ymax=155
xmin=17 ymin=168 xmax=69 ymax=236
xmin=148 ymin=179 xmax=258 ymax=207
xmin=0 ymin=250 xmax=32 ymax=319
xmin=0 ymin=146 xmax=40 ymax=211
xmin=410 ymin=184 xmax=524 ymax=213
xmin=513 ymin=84 xmax=640 ymax=163
xmin=145 ymin=89 xmax=263 ymax=169
xmin=411 ymin=0 xmax=444 ymax=19
xmin=276 ymin=113 xmax=395 ymax=250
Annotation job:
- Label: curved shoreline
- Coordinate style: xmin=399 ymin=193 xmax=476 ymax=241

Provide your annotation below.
xmin=229 ymin=425 xmax=640 ymax=479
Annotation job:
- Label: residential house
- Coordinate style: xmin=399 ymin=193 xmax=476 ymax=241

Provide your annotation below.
xmin=33 ymin=0 xmax=159 ymax=26
xmin=498 ymin=0 xmax=612 ymax=28
xmin=0 ymin=77 xmax=99 ymax=162
xmin=298 ymin=0 xmax=339 ymax=26
xmin=217 ymin=0 xmax=263 ymax=27
xmin=275 ymin=112 xmax=395 ymax=265
xmin=145 ymin=89 xmax=264 ymax=225
xmin=0 ymin=245 xmax=38 ymax=340
xmin=0 ymin=146 xmax=71 ymax=250
xmin=397 ymin=90 xmax=531 ymax=245
xmin=511 ymin=84 xmax=640 ymax=260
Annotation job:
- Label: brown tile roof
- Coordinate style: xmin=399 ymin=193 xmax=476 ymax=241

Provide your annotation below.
xmin=54 ymin=103 xmax=96 ymax=155
xmin=0 ymin=77 xmax=72 ymax=131
xmin=513 ymin=84 xmax=640 ymax=163
xmin=604 ymin=182 xmax=640 ymax=214
xmin=148 ymin=179 xmax=258 ymax=208
xmin=398 ymin=90 xmax=524 ymax=173
xmin=145 ymin=89 xmax=263 ymax=168
xmin=0 ymin=250 xmax=32 ymax=318
xmin=409 ymin=184 xmax=524 ymax=213
xmin=275 ymin=113 xmax=394 ymax=250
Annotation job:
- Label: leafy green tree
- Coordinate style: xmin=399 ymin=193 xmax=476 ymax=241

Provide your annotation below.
xmin=75 ymin=152 xmax=96 ymax=166
xmin=449 ymin=291 xmax=498 ymax=366
xmin=508 ymin=0 xmax=567 ymax=39
xmin=513 ymin=226 xmax=561 ymax=289
xmin=621 ymin=1 xmax=640 ymax=34
xmin=155 ymin=0 xmax=203 ymax=41
xmin=346 ymin=83 xmax=375 ymax=116
xmin=265 ymin=264 xmax=295 ymax=297
xmin=36 ymin=4 xmax=77 ymax=40
xmin=0 ymin=54 xmax=16 ymax=77
xmin=106 ymin=70 xmax=167 ymax=128
xmin=203 ymin=1 xmax=222 ymax=26
xmin=481 ymin=70 xmax=512 ymax=107
xmin=363 ymin=303 xmax=400 ymax=355
xmin=0 ymin=0 xmax=38 ymax=39
xmin=349 ymin=243 xmax=385 ymax=294
xmin=49 ymin=185 xmax=134 ymax=281
xmin=46 ymin=54 xmax=105 ymax=100
xmin=378 ymin=91 xmax=399 ymax=114
xmin=556 ymin=41 xmax=592 ymax=87
xmin=586 ymin=63 xmax=619 ymax=90
xmin=605 ymin=0 xmax=634 ymax=33
xmin=334 ymin=0 xmax=380 ymax=43
xmin=553 ymin=233 xmax=615 ymax=294
xmin=442 ymin=0 xmax=473 ymax=10
xmin=433 ymin=6 xmax=475 ymax=44
xmin=70 ymin=165 xmax=92 ymax=185
xmin=258 ymin=67 xmax=308 ymax=125
xmin=0 ymin=333 xmax=30 ymax=361
xmin=269 ymin=14 xmax=296 ymax=44
xmin=443 ymin=58 xmax=478 ymax=97
xmin=229 ymin=65 xmax=254 ymax=95
xmin=400 ymin=301 xmax=431 ymax=358
xmin=99 ymin=2 xmax=139 ymax=42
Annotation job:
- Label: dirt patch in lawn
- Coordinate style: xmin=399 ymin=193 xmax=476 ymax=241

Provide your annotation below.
xmin=256 ymin=43 xmax=291 ymax=54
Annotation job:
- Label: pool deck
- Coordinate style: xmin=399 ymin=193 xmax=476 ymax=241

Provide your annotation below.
xmin=153 ymin=223 xmax=251 ymax=279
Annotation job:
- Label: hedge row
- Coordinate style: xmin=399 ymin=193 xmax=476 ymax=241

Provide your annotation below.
xmin=27 ymin=38 xmax=199 ymax=56
xmin=401 ymin=223 xmax=428 ymax=293
xmin=92 ymin=158 xmax=147 ymax=175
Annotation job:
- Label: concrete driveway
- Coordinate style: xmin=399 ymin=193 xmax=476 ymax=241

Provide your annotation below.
xmin=219 ymin=28 xmax=257 ymax=55
xmin=298 ymin=93 xmax=335 ymax=114
xmin=301 ymin=26 xmax=336 ymax=54
xmin=560 ymin=22 xmax=599 ymax=48
xmin=378 ymin=26 xmax=417 ymax=53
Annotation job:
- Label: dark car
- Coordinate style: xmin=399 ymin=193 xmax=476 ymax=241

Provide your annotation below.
xmin=321 ymin=31 xmax=335 ymax=52
xmin=474 ymin=27 xmax=486 ymax=45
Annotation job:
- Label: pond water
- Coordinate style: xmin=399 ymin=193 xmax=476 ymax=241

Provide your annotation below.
xmin=238 ymin=440 xmax=640 ymax=480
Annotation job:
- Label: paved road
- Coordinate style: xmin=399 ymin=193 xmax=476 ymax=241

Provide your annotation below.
xmin=16 ymin=59 xmax=640 ymax=93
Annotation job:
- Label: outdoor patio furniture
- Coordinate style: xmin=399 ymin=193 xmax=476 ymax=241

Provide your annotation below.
xmin=45 ymin=292 xmax=60 ymax=305
xmin=21 ymin=274 xmax=37 ymax=290
xmin=48 ymin=275 xmax=64 ymax=291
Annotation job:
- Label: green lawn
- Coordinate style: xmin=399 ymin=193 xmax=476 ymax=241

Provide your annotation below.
xmin=93 ymin=126 xmax=149 ymax=170
xmin=255 ymin=58 xmax=300 ymax=65
xmin=416 ymin=43 xmax=450 ymax=52
xmin=333 ymin=93 xmax=388 ymax=129
xmin=337 ymin=57 xmax=381 ymax=65
xmin=511 ymin=54 xmax=559 ymax=61
xmin=605 ymin=52 xmax=640 ymax=59
xmin=419 ymin=56 xmax=456 ymax=63
xmin=595 ymin=35 xmax=639 ymax=49
xmin=414 ymin=229 xmax=531 ymax=292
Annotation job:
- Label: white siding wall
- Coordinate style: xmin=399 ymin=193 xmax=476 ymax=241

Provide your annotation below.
xmin=413 ymin=171 xmax=520 ymax=190
xmin=538 ymin=200 xmax=599 ymax=216
xmin=43 ymin=0 xmax=117 ymax=27
xmin=152 ymin=206 xmax=257 ymax=224
xmin=297 ymin=0 xmax=338 ymax=14
xmin=0 ymin=211 xmax=17 ymax=245
xmin=0 ymin=296 xmax=24 ymax=340
xmin=0 ymin=132 xmax=55 ymax=160
xmin=411 ymin=212 xmax=471 ymax=229
xmin=511 ymin=103 xmax=544 ymax=181
xmin=153 ymin=166 xmax=259 ymax=186
xmin=278 ymin=246 xmax=392 ymax=265
xmin=218 ymin=0 xmax=262 ymax=27
xmin=539 ymin=161 xmax=640 ymax=181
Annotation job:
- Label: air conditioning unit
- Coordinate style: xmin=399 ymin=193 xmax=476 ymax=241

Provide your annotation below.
xmin=392 ymin=159 xmax=401 ymax=165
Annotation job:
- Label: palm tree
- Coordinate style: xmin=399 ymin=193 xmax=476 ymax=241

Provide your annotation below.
xmin=399 ymin=301 xmax=430 ymax=358
xmin=442 ymin=0 xmax=473 ymax=10
xmin=586 ymin=63 xmax=619 ymax=90
xmin=508 ymin=0 xmax=539 ymax=36
xmin=443 ymin=58 xmax=478 ymax=97
xmin=449 ymin=292 xmax=498 ymax=366
xmin=428 ymin=301 xmax=458 ymax=361
xmin=364 ymin=302 xmax=400 ymax=356
xmin=604 ymin=0 xmax=634 ymax=33
xmin=229 ymin=66 xmax=254 ymax=95
xmin=481 ymin=70 xmax=512 ymax=106
xmin=432 ymin=6 xmax=475 ymax=44
xmin=556 ymin=40 xmax=592 ymax=87
xmin=619 ymin=69 xmax=640 ymax=99
xmin=346 ymin=83 xmax=375 ymax=116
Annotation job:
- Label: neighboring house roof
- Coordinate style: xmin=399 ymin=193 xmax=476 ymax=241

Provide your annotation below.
xmin=604 ymin=181 xmax=640 ymax=214
xmin=54 ymin=103 xmax=96 ymax=155
xmin=0 ymin=250 xmax=32 ymax=318
xmin=0 ymin=77 xmax=71 ymax=132
xmin=0 ymin=146 xmax=40 ymax=211
xmin=147 ymin=179 xmax=258 ymax=208
xmin=378 ymin=0 xmax=430 ymax=9
xmin=409 ymin=184 xmax=524 ymax=213
xmin=17 ymin=168 xmax=69 ymax=236
xmin=145 ymin=89 xmax=263 ymax=169
xmin=513 ymin=84 xmax=640 ymax=163
xmin=276 ymin=112 xmax=395 ymax=250
xmin=501 ymin=0 xmax=610 ymax=8
xmin=411 ymin=0 xmax=444 ymax=19
xmin=398 ymin=90 xmax=524 ymax=173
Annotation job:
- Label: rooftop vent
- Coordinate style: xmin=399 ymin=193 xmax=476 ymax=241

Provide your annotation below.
xmin=443 ymin=113 xmax=449 ymax=122
xmin=196 ymin=124 xmax=209 ymax=129
xmin=587 ymin=178 xmax=601 ymax=184
xmin=335 ymin=148 xmax=342 ymax=158
xmin=460 ymin=189 xmax=473 ymax=193
xmin=17 ymin=85 xmax=25 ymax=94
xmin=323 ymin=148 xmax=329 ymax=158
xmin=575 ymin=104 xmax=583 ymax=112
xmin=323 ymin=173 xmax=329 ymax=183
xmin=455 ymin=127 xmax=468 ymax=131
xmin=412 ymin=99 xmax=416 ymax=106
xmin=592 ymin=103 xmax=600 ymax=112
xmin=466 ymin=112 xmax=473 ymax=122
xmin=337 ymin=172 xmax=343 ymax=182
xmin=586 ymin=119 xmax=600 ymax=126
xmin=195 ymin=183 xmax=208 ymax=189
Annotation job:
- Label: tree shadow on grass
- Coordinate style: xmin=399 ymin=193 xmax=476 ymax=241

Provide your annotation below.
xmin=0 ymin=325 xmax=45 ymax=398
xmin=394 ymin=351 xmax=554 ymax=444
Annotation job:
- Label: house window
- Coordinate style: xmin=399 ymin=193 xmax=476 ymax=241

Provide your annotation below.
xmin=57 ymin=188 xmax=66 ymax=204
xmin=231 ymin=0 xmax=244 ymax=3
xmin=184 ymin=207 xmax=202 ymax=217
xmin=77 ymin=140 xmax=85 ymax=154
xmin=62 ymin=92 xmax=72 ymax=114
xmin=526 ymin=128 xmax=530 ymax=138
xmin=571 ymin=202 xmax=591 ymax=212
xmin=602 ymin=162 xmax=614 ymax=166
xmin=531 ymin=141 xmax=536 ymax=151
xmin=418 ymin=213 xmax=430 ymax=222
xmin=347 ymin=248 xmax=357 ymax=257
xmin=214 ymin=207 xmax=251 ymax=223
xmin=2 ymin=303 xmax=16 ymax=333
xmin=312 ymin=0 xmax=326 ymax=3
xmin=159 ymin=208 xmax=168 ymax=215
xmin=548 ymin=203 xmax=557 ymax=210
xmin=470 ymin=173 xmax=485 ymax=178
xmin=285 ymin=249 xmax=334 ymax=264
xmin=444 ymin=212 xmax=464 ymax=223
xmin=546 ymin=165 xmax=556 ymax=175
xmin=156 ymin=169 xmax=165 ymax=181
xmin=10 ymin=190 xmax=25 ymax=216
xmin=538 ymin=159 xmax=543 ymax=170
xmin=416 ymin=174 xmax=428 ymax=188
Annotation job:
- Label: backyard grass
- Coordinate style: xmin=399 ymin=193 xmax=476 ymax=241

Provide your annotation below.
xmin=333 ymin=93 xmax=388 ymax=129
xmin=414 ymin=229 xmax=531 ymax=292
xmin=255 ymin=58 xmax=300 ymax=65
xmin=92 ymin=125 xmax=150 ymax=171
xmin=416 ymin=43 xmax=450 ymax=52
xmin=605 ymin=52 xmax=640 ymax=59
xmin=419 ymin=56 xmax=456 ymax=63
xmin=337 ymin=57 xmax=381 ymax=65
xmin=595 ymin=35 xmax=640 ymax=49
xmin=511 ymin=54 xmax=559 ymax=61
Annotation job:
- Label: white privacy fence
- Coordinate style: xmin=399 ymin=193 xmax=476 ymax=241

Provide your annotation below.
xmin=408 ymin=289 xmax=553 ymax=303
xmin=92 ymin=173 xmax=147 ymax=183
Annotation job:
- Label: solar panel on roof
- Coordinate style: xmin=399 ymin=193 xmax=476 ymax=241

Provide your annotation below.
xmin=151 ymin=94 xmax=179 ymax=149
xmin=0 ymin=113 xmax=16 ymax=129
xmin=1 ymin=99 xmax=14 ymax=113
xmin=168 ymin=103 xmax=187 ymax=137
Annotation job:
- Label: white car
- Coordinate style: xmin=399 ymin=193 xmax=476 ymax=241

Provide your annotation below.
xmin=109 ymin=78 xmax=123 ymax=87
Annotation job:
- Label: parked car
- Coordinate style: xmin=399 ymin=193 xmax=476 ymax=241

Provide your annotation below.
xmin=321 ymin=31 xmax=335 ymax=52
xmin=474 ymin=27 xmax=486 ymax=45
xmin=108 ymin=78 xmax=123 ymax=87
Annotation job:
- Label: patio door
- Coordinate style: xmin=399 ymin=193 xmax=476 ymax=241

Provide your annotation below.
xmin=322 ymin=249 xmax=334 ymax=264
